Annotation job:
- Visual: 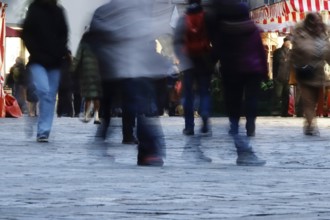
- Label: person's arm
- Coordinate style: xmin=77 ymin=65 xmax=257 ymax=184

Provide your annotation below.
xmin=21 ymin=5 xmax=42 ymax=58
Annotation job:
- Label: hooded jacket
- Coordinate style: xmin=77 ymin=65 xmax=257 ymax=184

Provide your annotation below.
xmin=21 ymin=1 xmax=68 ymax=69
xmin=211 ymin=3 xmax=268 ymax=77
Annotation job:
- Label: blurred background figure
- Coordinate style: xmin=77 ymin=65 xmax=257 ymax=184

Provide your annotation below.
xmin=272 ymin=37 xmax=292 ymax=117
xmin=57 ymin=50 xmax=74 ymax=118
xmin=9 ymin=57 xmax=27 ymax=113
xmin=173 ymin=0 xmax=213 ymax=136
xmin=71 ymin=31 xmax=102 ymax=124
xmin=25 ymin=65 xmax=39 ymax=117
xmin=210 ymin=1 xmax=266 ymax=166
xmin=21 ymin=0 xmax=69 ymax=143
xmin=90 ymin=0 xmax=170 ymax=166
xmin=291 ymin=12 xmax=330 ymax=136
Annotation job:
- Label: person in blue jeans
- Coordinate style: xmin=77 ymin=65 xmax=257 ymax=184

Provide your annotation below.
xmin=173 ymin=0 xmax=214 ymax=136
xmin=181 ymin=62 xmax=212 ymax=135
xmin=90 ymin=0 xmax=169 ymax=166
xmin=21 ymin=0 xmax=69 ymax=142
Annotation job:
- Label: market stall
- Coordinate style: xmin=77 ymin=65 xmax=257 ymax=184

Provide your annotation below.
xmin=251 ymin=0 xmax=330 ymax=117
xmin=0 ymin=2 xmax=7 ymax=118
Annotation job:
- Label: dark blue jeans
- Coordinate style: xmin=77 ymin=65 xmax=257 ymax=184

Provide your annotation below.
xmin=182 ymin=68 xmax=212 ymax=130
xmin=101 ymin=78 xmax=165 ymax=158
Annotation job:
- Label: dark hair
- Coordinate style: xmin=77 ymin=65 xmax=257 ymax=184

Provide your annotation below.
xmin=188 ymin=0 xmax=201 ymax=4
xmin=214 ymin=2 xmax=250 ymax=21
xmin=283 ymin=37 xmax=290 ymax=42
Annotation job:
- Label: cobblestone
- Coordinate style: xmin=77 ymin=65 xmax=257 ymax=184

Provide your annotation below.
xmin=1 ymin=116 xmax=330 ymax=219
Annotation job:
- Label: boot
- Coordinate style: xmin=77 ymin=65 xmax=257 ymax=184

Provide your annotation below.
xmin=228 ymin=117 xmax=239 ymax=135
xmin=236 ymin=151 xmax=266 ymax=166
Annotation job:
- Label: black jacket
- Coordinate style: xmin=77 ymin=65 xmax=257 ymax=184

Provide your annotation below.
xmin=22 ymin=2 xmax=68 ymax=69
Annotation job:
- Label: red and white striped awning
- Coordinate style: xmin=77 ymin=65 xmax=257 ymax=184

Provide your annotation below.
xmin=251 ymin=0 xmax=330 ymax=33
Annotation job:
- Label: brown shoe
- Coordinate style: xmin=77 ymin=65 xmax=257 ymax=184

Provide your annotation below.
xmin=137 ymin=156 xmax=164 ymax=166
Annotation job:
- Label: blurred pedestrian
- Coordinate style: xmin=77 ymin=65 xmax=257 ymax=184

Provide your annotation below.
xmin=210 ymin=1 xmax=267 ymax=166
xmin=72 ymin=31 xmax=102 ymax=124
xmin=25 ymin=64 xmax=39 ymax=117
xmin=173 ymin=0 xmax=214 ymax=136
xmin=57 ymin=50 xmax=74 ymax=118
xmin=272 ymin=37 xmax=292 ymax=117
xmin=21 ymin=0 xmax=69 ymax=142
xmin=90 ymin=0 xmax=169 ymax=166
xmin=291 ymin=12 xmax=330 ymax=136
xmin=9 ymin=57 xmax=27 ymax=113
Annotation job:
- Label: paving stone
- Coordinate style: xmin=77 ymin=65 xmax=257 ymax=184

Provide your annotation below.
xmin=1 ymin=116 xmax=330 ymax=219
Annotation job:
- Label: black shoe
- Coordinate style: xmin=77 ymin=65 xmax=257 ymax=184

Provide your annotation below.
xmin=122 ymin=136 xmax=139 ymax=145
xmin=236 ymin=152 xmax=266 ymax=166
xmin=182 ymin=128 xmax=194 ymax=136
xmin=37 ymin=136 xmax=48 ymax=143
xmin=246 ymin=130 xmax=255 ymax=137
xmin=94 ymin=120 xmax=101 ymax=125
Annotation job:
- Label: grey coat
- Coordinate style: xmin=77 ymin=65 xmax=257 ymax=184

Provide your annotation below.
xmin=291 ymin=22 xmax=330 ymax=86
xmin=89 ymin=0 xmax=169 ymax=80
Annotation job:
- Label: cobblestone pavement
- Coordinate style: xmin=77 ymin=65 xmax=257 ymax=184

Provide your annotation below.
xmin=1 ymin=116 xmax=330 ymax=220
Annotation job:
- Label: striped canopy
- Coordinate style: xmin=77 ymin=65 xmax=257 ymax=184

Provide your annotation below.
xmin=251 ymin=0 xmax=330 ymax=33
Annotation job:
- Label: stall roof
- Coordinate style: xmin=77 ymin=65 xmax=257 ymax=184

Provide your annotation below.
xmin=251 ymin=0 xmax=330 ymax=33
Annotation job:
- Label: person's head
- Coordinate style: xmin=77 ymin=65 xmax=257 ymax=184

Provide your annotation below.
xmin=188 ymin=0 xmax=201 ymax=5
xmin=35 ymin=0 xmax=57 ymax=5
xmin=283 ymin=37 xmax=291 ymax=48
xmin=212 ymin=1 xmax=250 ymax=21
xmin=15 ymin=57 xmax=24 ymax=64
xmin=304 ymin=12 xmax=325 ymax=36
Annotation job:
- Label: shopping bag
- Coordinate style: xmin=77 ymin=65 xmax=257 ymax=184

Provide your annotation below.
xmin=5 ymin=94 xmax=22 ymax=118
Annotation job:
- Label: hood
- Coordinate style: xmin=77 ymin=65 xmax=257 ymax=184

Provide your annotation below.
xmin=219 ymin=20 xmax=258 ymax=35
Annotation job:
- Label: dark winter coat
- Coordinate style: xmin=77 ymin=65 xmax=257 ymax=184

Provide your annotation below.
xmin=210 ymin=3 xmax=268 ymax=77
xmin=212 ymin=20 xmax=268 ymax=77
xmin=272 ymin=46 xmax=291 ymax=83
xmin=21 ymin=1 xmax=68 ymax=69
xmin=72 ymin=38 xmax=102 ymax=99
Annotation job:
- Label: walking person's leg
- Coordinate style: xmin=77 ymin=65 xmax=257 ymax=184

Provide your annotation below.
xmin=182 ymin=69 xmax=195 ymax=135
xmin=281 ymin=82 xmax=290 ymax=117
xmin=222 ymin=74 xmax=244 ymax=135
xmin=300 ymin=84 xmax=320 ymax=135
xmin=245 ymin=75 xmax=262 ymax=137
xmin=197 ymin=72 xmax=212 ymax=133
xmin=29 ymin=64 xmax=60 ymax=141
xmin=93 ymin=99 xmax=101 ymax=124
xmin=134 ymin=78 xmax=165 ymax=166
xmin=121 ymin=79 xmax=137 ymax=144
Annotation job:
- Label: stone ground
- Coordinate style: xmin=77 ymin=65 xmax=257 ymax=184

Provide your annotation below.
xmin=1 ymin=116 xmax=330 ymax=220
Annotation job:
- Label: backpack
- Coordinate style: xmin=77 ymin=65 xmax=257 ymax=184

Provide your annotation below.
xmin=184 ymin=11 xmax=211 ymax=56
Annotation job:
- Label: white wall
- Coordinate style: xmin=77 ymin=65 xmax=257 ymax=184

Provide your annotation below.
xmin=61 ymin=0 xmax=109 ymax=54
